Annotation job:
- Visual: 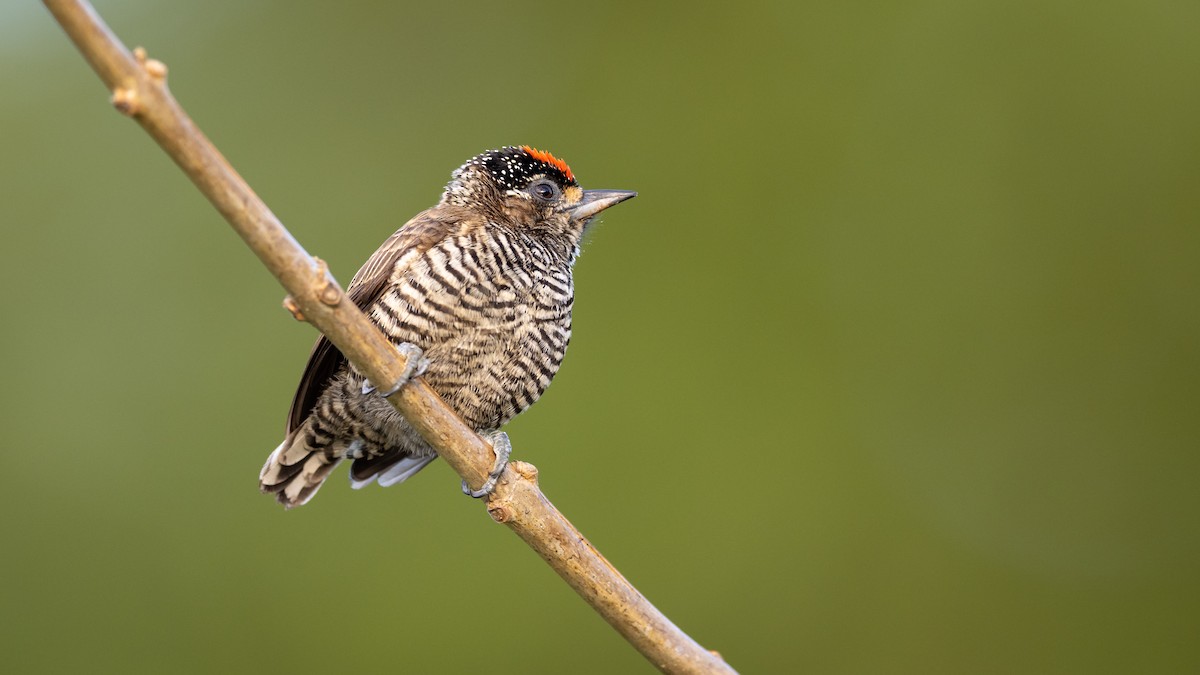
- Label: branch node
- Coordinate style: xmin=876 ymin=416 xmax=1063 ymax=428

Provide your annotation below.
xmin=510 ymin=460 xmax=539 ymax=485
xmin=131 ymin=46 xmax=168 ymax=82
xmin=144 ymin=58 xmax=168 ymax=81
xmin=319 ymin=284 xmax=341 ymax=306
xmin=312 ymin=257 xmax=342 ymax=306
xmin=487 ymin=502 xmax=514 ymax=523
xmin=110 ymin=86 xmax=139 ymax=116
xmin=486 ymin=463 xmax=539 ymax=523
xmin=282 ymin=295 xmax=306 ymax=322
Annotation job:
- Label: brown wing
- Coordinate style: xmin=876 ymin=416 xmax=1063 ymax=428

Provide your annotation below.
xmin=284 ymin=208 xmax=460 ymax=437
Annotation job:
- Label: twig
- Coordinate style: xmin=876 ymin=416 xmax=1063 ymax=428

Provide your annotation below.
xmin=42 ymin=1 xmax=736 ymax=673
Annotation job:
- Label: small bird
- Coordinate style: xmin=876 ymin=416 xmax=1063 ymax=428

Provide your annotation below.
xmin=259 ymin=146 xmax=635 ymax=507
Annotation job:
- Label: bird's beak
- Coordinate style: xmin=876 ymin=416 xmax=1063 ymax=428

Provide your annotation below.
xmin=569 ymin=190 xmax=637 ymax=222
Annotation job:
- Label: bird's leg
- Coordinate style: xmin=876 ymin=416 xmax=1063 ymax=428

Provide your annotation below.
xmin=462 ymin=430 xmax=512 ymax=499
xmin=361 ymin=343 xmax=430 ymax=396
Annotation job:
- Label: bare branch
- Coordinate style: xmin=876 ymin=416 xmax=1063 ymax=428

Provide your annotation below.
xmin=42 ymin=1 xmax=736 ymax=673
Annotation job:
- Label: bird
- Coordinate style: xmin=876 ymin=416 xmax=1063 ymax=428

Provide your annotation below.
xmin=259 ymin=146 xmax=635 ymax=508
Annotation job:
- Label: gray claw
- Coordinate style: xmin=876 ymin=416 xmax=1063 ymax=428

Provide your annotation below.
xmin=378 ymin=342 xmax=430 ymax=397
xmin=462 ymin=431 xmax=512 ymax=498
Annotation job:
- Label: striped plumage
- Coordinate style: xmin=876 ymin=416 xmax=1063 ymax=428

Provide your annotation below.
xmin=260 ymin=146 xmax=634 ymax=507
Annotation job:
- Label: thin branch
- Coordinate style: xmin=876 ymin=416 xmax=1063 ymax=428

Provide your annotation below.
xmin=43 ymin=1 xmax=736 ymax=673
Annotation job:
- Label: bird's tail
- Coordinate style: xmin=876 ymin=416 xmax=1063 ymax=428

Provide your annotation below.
xmin=259 ymin=424 xmax=341 ymax=509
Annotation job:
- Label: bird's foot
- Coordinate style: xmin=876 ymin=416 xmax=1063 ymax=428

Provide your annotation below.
xmin=462 ymin=431 xmax=512 ymax=499
xmin=361 ymin=343 xmax=430 ymax=396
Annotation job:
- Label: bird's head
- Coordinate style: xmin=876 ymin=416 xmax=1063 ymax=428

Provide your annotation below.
xmin=442 ymin=146 xmax=635 ymax=238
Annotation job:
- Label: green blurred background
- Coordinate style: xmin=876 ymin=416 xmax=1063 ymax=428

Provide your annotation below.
xmin=2 ymin=1 xmax=1198 ymax=672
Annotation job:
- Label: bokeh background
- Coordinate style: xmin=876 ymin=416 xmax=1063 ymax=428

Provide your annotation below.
xmin=2 ymin=1 xmax=1198 ymax=673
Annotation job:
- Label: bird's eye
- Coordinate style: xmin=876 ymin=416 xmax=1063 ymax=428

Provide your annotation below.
xmin=530 ymin=180 xmax=559 ymax=202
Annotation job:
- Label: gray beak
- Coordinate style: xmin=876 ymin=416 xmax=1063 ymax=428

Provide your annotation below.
xmin=568 ymin=190 xmax=637 ymax=222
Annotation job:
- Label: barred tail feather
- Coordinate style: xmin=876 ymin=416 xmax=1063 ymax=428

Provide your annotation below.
xmin=260 ymin=428 xmax=438 ymax=508
xmin=259 ymin=431 xmax=342 ymax=509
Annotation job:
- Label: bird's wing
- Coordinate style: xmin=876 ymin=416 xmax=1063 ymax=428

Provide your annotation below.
xmin=284 ymin=209 xmax=458 ymax=437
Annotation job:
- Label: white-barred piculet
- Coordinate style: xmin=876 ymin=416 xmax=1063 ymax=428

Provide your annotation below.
xmin=259 ymin=146 xmax=635 ymax=507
